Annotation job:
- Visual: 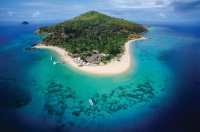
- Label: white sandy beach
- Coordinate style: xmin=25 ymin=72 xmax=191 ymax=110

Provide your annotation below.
xmin=35 ymin=37 xmax=147 ymax=75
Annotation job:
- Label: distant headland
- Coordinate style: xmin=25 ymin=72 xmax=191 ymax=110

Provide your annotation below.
xmin=33 ymin=11 xmax=148 ymax=74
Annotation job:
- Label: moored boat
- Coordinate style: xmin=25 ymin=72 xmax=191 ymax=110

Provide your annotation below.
xmin=89 ymin=99 xmax=94 ymax=105
xmin=53 ymin=61 xmax=59 ymax=65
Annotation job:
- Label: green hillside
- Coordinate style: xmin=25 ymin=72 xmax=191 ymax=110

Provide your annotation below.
xmin=34 ymin=11 xmax=148 ymax=62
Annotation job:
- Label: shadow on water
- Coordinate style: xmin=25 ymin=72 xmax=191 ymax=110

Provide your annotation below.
xmin=0 ymin=81 xmax=31 ymax=109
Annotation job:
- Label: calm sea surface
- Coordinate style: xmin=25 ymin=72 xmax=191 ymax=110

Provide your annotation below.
xmin=0 ymin=20 xmax=200 ymax=132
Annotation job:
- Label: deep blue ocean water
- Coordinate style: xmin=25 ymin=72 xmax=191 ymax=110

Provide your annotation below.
xmin=0 ymin=20 xmax=200 ymax=132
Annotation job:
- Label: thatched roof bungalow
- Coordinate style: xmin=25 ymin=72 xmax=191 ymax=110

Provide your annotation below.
xmin=85 ymin=54 xmax=104 ymax=64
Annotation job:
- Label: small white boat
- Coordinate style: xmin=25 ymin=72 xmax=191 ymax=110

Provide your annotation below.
xmin=49 ymin=56 xmax=52 ymax=60
xmin=53 ymin=61 xmax=57 ymax=65
xmin=53 ymin=61 xmax=59 ymax=65
xmin=89 ymin=99 xmax=94 ymax=105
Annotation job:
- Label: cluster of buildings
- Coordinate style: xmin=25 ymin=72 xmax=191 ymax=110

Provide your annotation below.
xmin=68 ymin=52 xmax=106 ymax=66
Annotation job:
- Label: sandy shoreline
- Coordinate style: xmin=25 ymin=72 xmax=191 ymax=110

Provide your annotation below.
xmin=34 ymin=37 xmax=147 ymax=75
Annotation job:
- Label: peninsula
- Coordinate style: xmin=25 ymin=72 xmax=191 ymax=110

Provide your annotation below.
xmin=34 ymin=11 xmax=148 ymax=74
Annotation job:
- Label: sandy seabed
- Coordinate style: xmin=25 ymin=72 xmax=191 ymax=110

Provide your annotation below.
xmin=35 ymin=37 xmax=147 ymax=75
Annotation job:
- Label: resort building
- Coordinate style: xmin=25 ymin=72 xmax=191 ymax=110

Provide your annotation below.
xmin=85 ymin=54 xmax=103 ymax=64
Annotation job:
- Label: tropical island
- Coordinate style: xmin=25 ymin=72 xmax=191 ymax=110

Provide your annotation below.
xmin=33 ymin=11 xmax=148 ymax=74
xmin=22 ymin=21 xmax=29 ymax=24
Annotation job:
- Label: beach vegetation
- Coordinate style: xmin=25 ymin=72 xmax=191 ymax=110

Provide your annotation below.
xmin=80 ymin=56 xmax=85 ymax=61
xmin=34 ymin=11 xmax=148 ymax=62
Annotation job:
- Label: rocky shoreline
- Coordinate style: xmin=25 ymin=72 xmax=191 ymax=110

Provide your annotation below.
xmin=25 ymin=43 xmax=40 ymax=50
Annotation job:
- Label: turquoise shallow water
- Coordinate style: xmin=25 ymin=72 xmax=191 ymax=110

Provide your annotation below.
xmin=15 ymin=27 xmax=174 ymax=131
xmin=1 ymin=21 xmax=200 ymax=132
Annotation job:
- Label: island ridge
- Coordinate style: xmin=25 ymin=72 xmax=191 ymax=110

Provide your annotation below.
xmin=34 ymin=11 xmax=148 ymax=74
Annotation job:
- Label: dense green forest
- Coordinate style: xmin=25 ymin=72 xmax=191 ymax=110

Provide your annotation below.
xmin=34 ymin=11 xmax=148 ymax=62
